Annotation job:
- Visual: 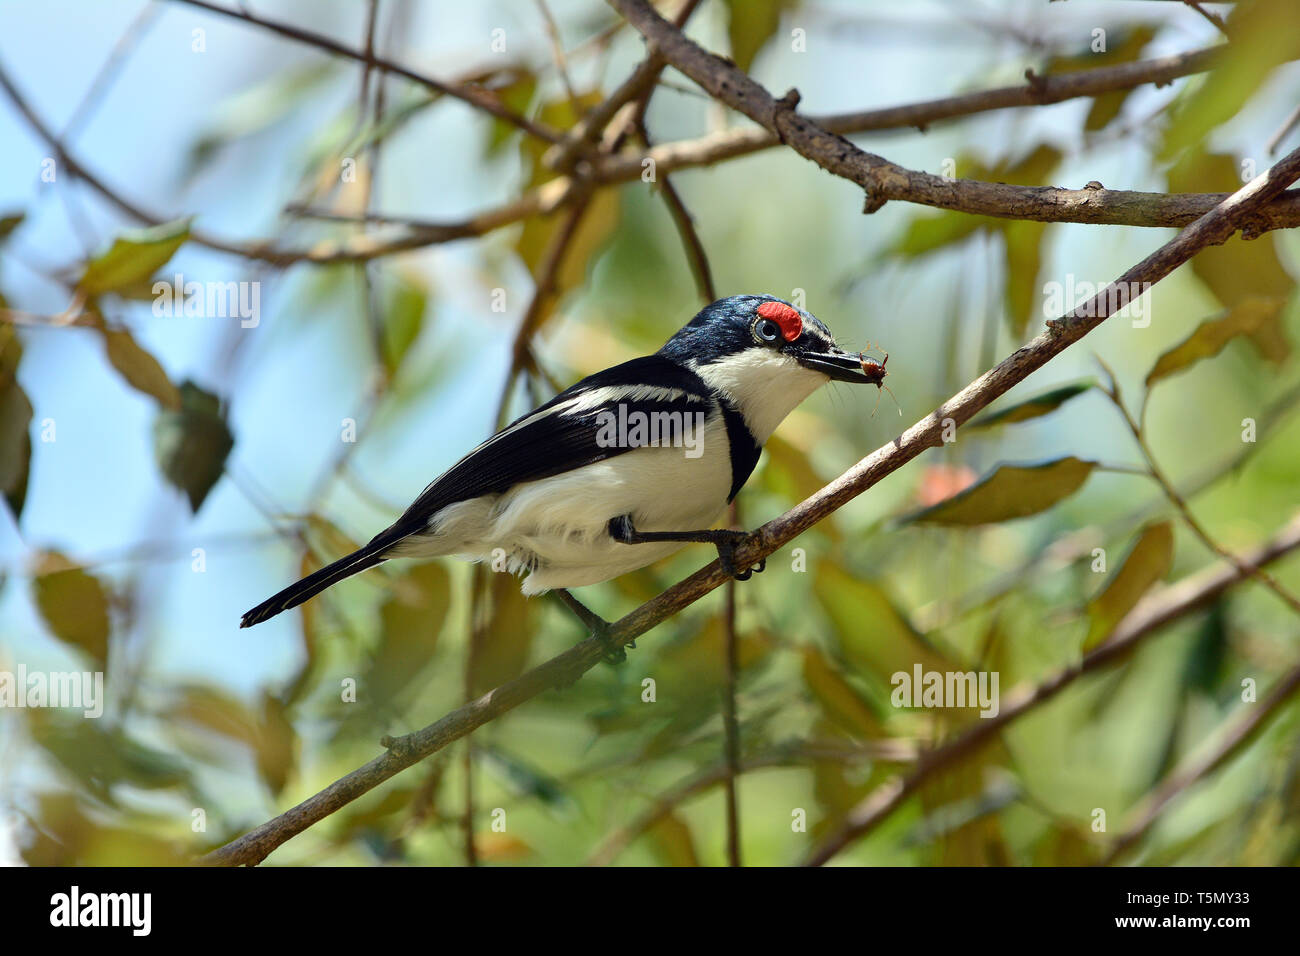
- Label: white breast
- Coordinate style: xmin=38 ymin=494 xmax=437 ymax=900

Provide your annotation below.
xmin=691 ymin=348 xmax=829 ymax=443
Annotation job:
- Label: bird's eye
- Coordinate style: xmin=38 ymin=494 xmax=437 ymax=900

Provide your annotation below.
xmin=754 ymin=318 xmax=781 ymax=343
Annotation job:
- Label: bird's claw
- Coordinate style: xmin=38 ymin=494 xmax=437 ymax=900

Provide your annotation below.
xmin=716 ymin=533 xmax=764 ymax=581
xmin=588 ymin=620 xmax=628 ymax=665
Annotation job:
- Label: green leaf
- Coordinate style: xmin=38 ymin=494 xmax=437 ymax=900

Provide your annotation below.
xmin=1184 ymin=599 xmax=1228 ymax=693
xmin=723 ymin=0 xmax=800 ymax=73
xmin=813 ymin=562 xmax=950 ymax=681
xmin=100 ymin=325 xmax=181 ymax=409
xmin=152 ymin=380 xmax=234 ymax=512
xmin=0 ymin=211 xmax=25 ymax=245
xmin=902 ymin=457 xmax=1096 ymax=525
xmin=30 ymin=551 xmax=111 ymax=665
xmin=486 ymin=71 xmax=538 ymax=154
xmin=1003 ymin=218 xmax=1049 ymax=335
xmin=970 ymin=381 xmax=1094 ymax=428
xmin=255 ymin=692 xmax=297 ymax=798
xmin=1146 ymin=298 xmax=1290 ymax=387
xmin=893 ymin=211 xmax=986 ymax=258
xmin=1084 ymin=522 xmax=1173 ymax=649
xmin=77 ymin=218 xmax=191 ymax=296
xmin=380 ymin=273 xmax=427 ymax=379
xmin=0 ymin=326 xmax=32 ymax=520
xmin=468 ymin=569 xmax=538 ymax=697
xmin=478 ymin=745 xmax=576 ymax=812
xmin=1160 ymin=0 xmax=1300 ymax=160
xmin=801 ymin=646 xmax=884 ymax=738
xmin=28 ymin=714 xmax=187 ymax=800
xmin=370 ymin=562 xmax=449 ymax=701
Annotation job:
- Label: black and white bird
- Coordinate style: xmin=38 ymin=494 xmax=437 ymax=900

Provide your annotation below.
xmin=240 ymin=294 xmax=886 ymax=641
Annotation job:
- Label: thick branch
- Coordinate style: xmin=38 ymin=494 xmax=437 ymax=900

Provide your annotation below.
xmin=607 ymin=0 xmax=1299 ymax=235
xmin=9 ymin=40 xmax=1300 ymax=271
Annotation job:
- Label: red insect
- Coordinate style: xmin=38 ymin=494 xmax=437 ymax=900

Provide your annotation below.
xmin=857 ymin=346 xmax=900 ymax=417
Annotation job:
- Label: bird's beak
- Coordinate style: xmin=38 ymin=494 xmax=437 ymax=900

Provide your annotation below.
xmin=797 ymin=346 xmax=888 ymax=385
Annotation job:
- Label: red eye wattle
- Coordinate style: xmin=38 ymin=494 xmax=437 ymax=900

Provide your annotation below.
xmin=756 ymin=301 xmax=802 ymax=341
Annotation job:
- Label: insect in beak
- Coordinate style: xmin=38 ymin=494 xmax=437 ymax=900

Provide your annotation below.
xmin=858 ymin=348 xmax=900 ymax=417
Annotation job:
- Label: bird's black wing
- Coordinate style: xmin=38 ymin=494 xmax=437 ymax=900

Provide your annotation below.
xmin=381 ymin=355 xmax=715 ymax=541
xmin=241 ymin=356 xmax=715 ymax=628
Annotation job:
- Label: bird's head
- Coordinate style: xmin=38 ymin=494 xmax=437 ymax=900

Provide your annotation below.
xmin=659 ymin=294 xmax=885 ymax=442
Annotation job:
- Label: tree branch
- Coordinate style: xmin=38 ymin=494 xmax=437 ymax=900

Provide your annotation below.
xmin=8 ymin=36 xmax=1300 ymax=272
xmin=542 ymin=0 xmax=704 ymax=173
xmin=168 ymin=0 xmax=561 ymax=143
xmin=199 ymin=124 xmax=1300 ymax=864
xmin=607 ymin=0 xmax=1299 ymax=234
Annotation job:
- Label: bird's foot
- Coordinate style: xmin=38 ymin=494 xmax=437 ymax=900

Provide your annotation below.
xmin=714 ymin=531 xmax=765 ymax=581
xmin=589 ymin=618 xmax=630 ymax=665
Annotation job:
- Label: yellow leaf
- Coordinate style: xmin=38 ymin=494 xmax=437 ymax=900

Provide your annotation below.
xmin=801 ymin=646 xmax=883 ymax=738
xmin=903 ymin=457 xmax=1096 ymax=526
xmin=31 ymin=551 xmax=111 ymax=665
xmin=1084 ymin=522 xmax=1173 ymax=649
xmin=649 ymin=811 xmax=700 ymax=867
xmin=1146 ymin=298 xmax=1290 ymax=387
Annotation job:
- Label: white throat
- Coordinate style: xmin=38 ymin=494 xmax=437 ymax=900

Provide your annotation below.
xmin=692 ymin=348 xmax=829 ymax=443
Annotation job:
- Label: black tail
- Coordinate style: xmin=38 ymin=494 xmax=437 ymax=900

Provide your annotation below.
xmin=240 ymin=540 xmax=391 ymax=628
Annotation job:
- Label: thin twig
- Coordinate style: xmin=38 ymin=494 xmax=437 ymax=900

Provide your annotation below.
xmin=1181 ymin=1 xmax=1230 ymax=34
xmin=1100 ymin=371 xmax=1300 ymax=618
xmin=543 ymin=0 xmax=703 ymax=172
xmin=804 ymin=511 xmax=1300 ymax=866
xmin=1103 ymin=660 xmax=1300 ymax=863
xmin=496 ymin=197 xmax=593 ymax=429
xmin=1267 ymin=104 xmax=1300 ymax=156
xmin=585 ymin=741 xmax=916 ymax=866
xmin=167 ymin=0 xmax=562 ymax=143
xmin=918 ymin=377 xmax=1300 ymax=632
xmin=533 ymin=0 xmax=581 ymax=117
xmin=640 ymin=118 xmax=716 ymax=302
xmin=722 ymin=503 xmax=741 ymax=867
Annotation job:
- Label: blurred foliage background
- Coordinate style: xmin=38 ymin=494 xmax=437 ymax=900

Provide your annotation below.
xmin=2 ymin=0 xmax=1300 ymax=866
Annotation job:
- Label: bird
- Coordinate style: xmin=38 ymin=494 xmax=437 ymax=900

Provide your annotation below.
xmin=240 ymin=294 xmax=887 ymax=654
